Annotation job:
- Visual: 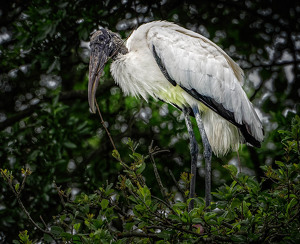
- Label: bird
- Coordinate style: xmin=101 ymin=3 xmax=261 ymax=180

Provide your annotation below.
xmin=88 ymin=21 xmax=264 ymax=210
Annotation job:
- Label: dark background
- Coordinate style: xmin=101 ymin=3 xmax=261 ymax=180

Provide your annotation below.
xmin=0 ymin=0 xmax=299 ymax=242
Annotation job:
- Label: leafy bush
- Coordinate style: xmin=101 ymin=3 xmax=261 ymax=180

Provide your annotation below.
xmin=1 ymin=115 xmax=299 ymax=243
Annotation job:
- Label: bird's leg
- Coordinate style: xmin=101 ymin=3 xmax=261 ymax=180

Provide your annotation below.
xmin=192 ymin=106 xmax=212 ymax=208
xmin=183 ymin=107 xmax=199 ymax=211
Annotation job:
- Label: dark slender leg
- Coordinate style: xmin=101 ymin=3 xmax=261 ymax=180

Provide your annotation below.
xmin=183 ymin=107 xmax=199 ymax=211
xmin=192 ymin=106 xmax=212 ymax=208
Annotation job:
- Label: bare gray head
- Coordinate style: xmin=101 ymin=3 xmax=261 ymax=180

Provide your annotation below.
xmin=88 ymin=29 xmax=128 ymax=113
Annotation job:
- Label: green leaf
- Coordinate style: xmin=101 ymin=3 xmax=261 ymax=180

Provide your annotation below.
xmin=286 ymin=198 xmax=297 ymax=215
xmin=151 ymin=203 xmax=159 ymax=212
xmin=139 ymin=186 xmax=151 ymax=200
xmin=50 ymin=226 xmax=64 ymax=236
xmin=74 ymin=223 xmax=80 ymax=233
xmin=231 ymin=198 xmax=241 ymax=208
xmin=231 ymin=235 xmax=247 ymax=242
xmin=15 ymin=183 xmax=20 ymax=192
xmin=112 ymin=150 xmax=121 ymax=161
xmin=173 ymin=202 xmax=187 ymax=209
xmin=100 ymin=199 xmax=109 ymax=210
xmin=124 ymin=222 xmax=135 ymax=231
xmin=242 ymin=201 xmax=252 ymax=218
xmin=157 ymin=230 xmax=171 ymax=239
xmin=168 ymin=214 xmax=181 ymax=222
xmin=19 ymin=230 xmax=31 ymax=243
xmin=246 ymin=178 xmax=260 ymax=194
xmin=135 ymin=204 xmax=145 ymax=212
xmin=132 ymin=152 xmax=143 ymax=160
xmin=63 ymin=141 xmax=77 ymax=149
xmin=260 ymin=165 xmax=268 ymax=171
xmin=136 ymin=161 xmax=146 ymax=174
xmin=60 ymin=232 xmax=73 ymax=240
xmin=203 ymin=212 xmax=217 ymax=222
xmin=60 ymin=214 xmax=66 ymax=222
xmin=192 ymin=218 xmax=203 ymax=223
xmin=125 ymin=179 xmax=133 ymax=189
xmin=278 ymin=130 xmax=288 ymax=134
xmin=230 ymin=180 xmax=237 ymax=188
xmin=28 ymin=150 xmax=40 ymax=161
xmin=128 ymin=195 xmax=137 ymax=203
xmin=224 ymin=165 xmax=238 ymax=176
xmin=43 ymin=233 xmax=53 ymax=243
xmin=52 ymin=94 xmax=60 ymax=107
xmin=105 ymin=183 xmax=114 ymax=192
xmin=275 ymin=161 xmax=285 ymax=167
xmin=216 ymin=200 xmax=228 ymax=209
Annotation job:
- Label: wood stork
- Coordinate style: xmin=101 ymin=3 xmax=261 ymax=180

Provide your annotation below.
xmin=88 ymin=21 xmax=264 ymax=209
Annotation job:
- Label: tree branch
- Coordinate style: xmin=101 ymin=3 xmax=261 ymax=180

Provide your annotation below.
xmin=117 ymin=231 xmax=161 ymax=240
xmin=148 ymin=141 xmax=169 ymax=202
xmin=168 ymin=169 xmax=187 ymax=202
xmin=1 ymin=172 xmax=58 ymax=243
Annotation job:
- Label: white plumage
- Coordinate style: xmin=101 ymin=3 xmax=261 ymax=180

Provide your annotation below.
xmin=110 ymin=21 xmax=264 ymax=156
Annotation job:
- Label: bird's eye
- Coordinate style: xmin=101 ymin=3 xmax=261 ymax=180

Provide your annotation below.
xmin=98 ymin=35 xmax=105 ymax=42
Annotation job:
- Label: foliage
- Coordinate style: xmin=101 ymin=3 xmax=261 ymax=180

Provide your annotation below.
xmin=1 ymin=115 xmax=299 ymax=243
xmin=0 ymin=0 xmax=299 ymax=242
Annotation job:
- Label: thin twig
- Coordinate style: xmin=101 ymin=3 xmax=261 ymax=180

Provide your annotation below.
xmin=117 ymin=231 xmax=160 ymax=239
xmin=19 ymin=173 xmax=28 ymax=194
xmin=95 ymin=101 xmax=117 ymax=151
xmin=109 ymin=201 xmax=129 ymax=218
xmin=151 ymin=195 xmax=177 ymax=215
xmin=2 ymin=173 xmax=58 ymax=243
xmin=128 ymin=188 xmax=173 ymax=226
xmin=16 ymin=198 xmax=56 ymax=240
xmin=53 ymin=181 xmax=66 ymax=207
xmin=40 ymin=215 xmax=48 ymax=229
xmin=148 ymin=141 xmax=168 ymax=202
xmin=143 ymin=223 xmax=231 ymax=242
xmin=168 ymin=169 xmax=187 ymax=202
xmin=237 ymin=150 xmax=242 ymax=173
xmin=151 ymin=149 xmax=170 ymax=156
xmin=222 ymin=222 xmax=233 ymax=229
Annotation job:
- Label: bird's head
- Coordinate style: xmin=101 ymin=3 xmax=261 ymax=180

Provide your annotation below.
xmin=88 ymin=28 xmax=127 ymax=113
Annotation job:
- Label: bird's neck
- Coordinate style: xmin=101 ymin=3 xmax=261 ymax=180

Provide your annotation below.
xmin=111 ymin=39 xmax=128 ymax=61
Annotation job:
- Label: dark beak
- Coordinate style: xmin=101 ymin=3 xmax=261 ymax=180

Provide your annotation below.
xmin=88 ymin=44 xmax=109 ymax=113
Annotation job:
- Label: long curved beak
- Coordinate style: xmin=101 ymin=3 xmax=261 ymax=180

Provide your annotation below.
xmin=88 ymin=45 xmax=109 ymax=113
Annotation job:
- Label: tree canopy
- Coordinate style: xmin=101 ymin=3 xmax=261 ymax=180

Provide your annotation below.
xmin=0 ymin=0 xmax=299 ymax=243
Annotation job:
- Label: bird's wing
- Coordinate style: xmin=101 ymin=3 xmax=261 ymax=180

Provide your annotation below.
xmin=147 ymin=24 xmax=263 ymax=146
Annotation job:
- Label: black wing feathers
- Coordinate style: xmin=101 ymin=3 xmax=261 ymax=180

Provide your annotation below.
xmin=153 ymin=45 xmax=177 ymax=86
